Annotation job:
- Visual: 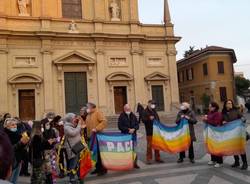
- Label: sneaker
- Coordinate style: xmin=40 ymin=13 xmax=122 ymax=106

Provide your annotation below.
xmin=208 ymin=161 xmax=215 ymax=165
xmin=134 ymin=164 xmax=140 ymax=169
xmin=90 ymin=169 xmax=98 ymax=175
xmin=214 ymin=163 xmax=222 ymax=168
xmin=97 ymin=170 xmax=107 ymax=176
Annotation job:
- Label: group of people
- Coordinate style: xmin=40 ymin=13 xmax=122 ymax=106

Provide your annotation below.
xmin=0 ymin=99 xmax=249 ymax=184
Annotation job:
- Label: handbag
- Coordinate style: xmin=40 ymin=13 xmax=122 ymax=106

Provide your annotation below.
xmin=67 ymin=138 xmax=86 ymax=155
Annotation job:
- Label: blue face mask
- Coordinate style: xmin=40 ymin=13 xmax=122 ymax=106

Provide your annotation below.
xmin=10 ymin=127 xmax=17 ymax=132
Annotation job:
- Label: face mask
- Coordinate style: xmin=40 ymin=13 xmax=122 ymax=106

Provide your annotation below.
xmin=180 ymin=105 xmax=187 ymax=111
xmin=151 ymin=104 xmax=156 ymax=109
xmin=48 ymin=118 xmax=53 ymax=122
xmin=41 ymin=128 xmax=44 ymax=133
xmin=45 ymin=124 xmax=50 ymax=130
xmin=86 ymin=109 xmax=91 ymax=114
xmin=125 ymin=111 xmax=131 ymax=115
xmin=10 ymin=127 xmax=17 ymax=132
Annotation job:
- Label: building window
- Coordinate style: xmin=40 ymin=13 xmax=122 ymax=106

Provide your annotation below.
xmin=217 ymin=61 xmax=225 ymax=74
xmin=219 ymin=87 xmax=227 ymax=102
xmin=186 ymin=68 xmax=194 ymax=81
xmin=178 ymin=71 xmax=184 ymax=83
xmin=203 ymin=63 xmax=208 ymax=75
xmin=62 ymin=0 xmax=82 ymax=19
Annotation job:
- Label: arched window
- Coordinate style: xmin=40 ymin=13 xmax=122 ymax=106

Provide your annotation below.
xmin=62 ymin=0 xmax=82 ymax=19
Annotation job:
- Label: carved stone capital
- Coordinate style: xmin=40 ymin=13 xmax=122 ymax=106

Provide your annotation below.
xmin=41 ymin=49 xmax=53 ymax=55
xmin=94 ymin=48 xmax=105 ymax=55
xmin=166 ymin=49 xmax=177 ymax=56
xmin=130 ymin=49 xmax=144 ymax=55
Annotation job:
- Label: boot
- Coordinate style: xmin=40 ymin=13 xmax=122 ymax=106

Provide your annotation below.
xmin=231 ymin=162 xmax=240 ymax=168
xmin=241 ymin=163 xmax=248 ymax=170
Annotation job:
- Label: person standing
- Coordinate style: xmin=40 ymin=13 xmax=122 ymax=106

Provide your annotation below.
xmin=222 ymin=99 xmax=248 ymax=170
xmin=142 ymin=100 xmax=164 ymax=165
xmin=0 ymin=113 xmax=11 ymax=130
xmin=176 ymin=102 xmax=197 ymax=164
xmin=64 ymin=113 xmax=86 ymax=184
xmin=0 ymin=130 xmax=14 ymax=184
xmin=4 ymin=118 xmax=30 ymax=184
xmin=118 ymin=104 xmax=140 ymax=169
xmin=203 ymin=102 xmax=223 ymax=168
xmin=85 ymin=103 xmax=107 ymax=176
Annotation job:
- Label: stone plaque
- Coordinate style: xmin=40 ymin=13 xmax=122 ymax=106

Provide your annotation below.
xmin=108 ymin=57 xmax=128 ymax=67
xmin=146 ymin=57 xmax=164 ymax=67
xmin=14 ymin=56 xmax=37 ymax=67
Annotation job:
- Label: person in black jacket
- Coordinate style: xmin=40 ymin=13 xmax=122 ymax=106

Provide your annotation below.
xmin=4 ymin=118 xmax=30 ymax=184
xmin=29 ymin=123 xmax=55 ymax=184
xmin=176 ymin=102 xmax=197 ymax=164
xmin=118 ymin=104 xmax=140 ymax=169
xmin=222 ymin=99 xmax=248 ymax=170
xmin=142 ymin=100 xmax=164 ymax=165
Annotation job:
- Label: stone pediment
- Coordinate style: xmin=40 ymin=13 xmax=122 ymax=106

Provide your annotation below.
xmin=8 ymin=73 xmax=42 ymax=84
xmin=145 ymin=72 xmax=170 ymax=81
xmin=106 ymin=72 xmax=134 ymax=82
xmin=53 ymin=51 xmax=95 ymax=65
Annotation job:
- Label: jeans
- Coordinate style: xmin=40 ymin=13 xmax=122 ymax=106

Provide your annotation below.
xmin=10 ymin=163 xmax=21 ymax=184
xmin=68 ymin=156 xmax=79 ymax=183
xmin=179 ymin=141 xmax=194 ymax=160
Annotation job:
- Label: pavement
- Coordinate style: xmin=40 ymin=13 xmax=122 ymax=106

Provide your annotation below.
xmin=18 ymin=114 xmax=250 ymax=184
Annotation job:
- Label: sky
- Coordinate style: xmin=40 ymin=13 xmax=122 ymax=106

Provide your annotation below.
xmin=138 ymin=0 xmax=250 ymax=79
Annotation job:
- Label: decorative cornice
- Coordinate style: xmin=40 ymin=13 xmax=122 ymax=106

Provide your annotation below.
xmin=0 ymin=48 xmax=8 ymax=54
xmin=94 ymin=48 xmax=105 ymax=55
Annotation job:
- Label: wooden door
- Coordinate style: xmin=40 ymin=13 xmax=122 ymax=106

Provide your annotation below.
xmin=152 ymin=85 xmax=165 ymax=111
xmin=19 ymin=90 xmax=35 ymax=120
xmin=114 ymin=86 xmax=127 ymax=114
xmin=64 ymin=72 xmax=88 ymax=114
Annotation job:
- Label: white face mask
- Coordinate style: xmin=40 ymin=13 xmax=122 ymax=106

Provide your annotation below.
xmin=58 ymin=121 xmax=64 ymax=126
xmin=151 ymin=104 xmax=156 ymax=109
xmin=86 ymin=109 xmax=91 ymax=114
xmin=180 ymin=105 xmax=187 ymax=111
xmin=48 ymin=118 xmax=53 ymax=122
xmin=125 ymin=111 xmax=131 ymax=115
xmin=45 ymin=124 xmax=50 ymax=130
xmin=41 ymin=127 xmax=44 ymax=133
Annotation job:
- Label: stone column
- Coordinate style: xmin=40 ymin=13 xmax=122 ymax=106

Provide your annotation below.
xmin=0 ymin=43 xmax=8 ymax=114
xmin=167 ymin=48 xmax=180 ymax=109
xmin=131 ymin=42 xmax=144 ymax=105
xmin=95 ymin=41 xmax=107 ymax=113
xmin=41 ymin=40 xmax=54 ymax=112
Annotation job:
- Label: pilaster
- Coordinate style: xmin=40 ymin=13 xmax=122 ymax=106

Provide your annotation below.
xmin=131 ymin=42 xmax=144 ymax=104
xmin=95 ymin=41 xmax=107 ymax=113
xmin=0 ymin=39 xmax=8 ymax=114
xmin=41 ymin=39 xmax=54 ymax=112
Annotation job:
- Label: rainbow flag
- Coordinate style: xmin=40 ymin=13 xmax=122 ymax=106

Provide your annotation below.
xmin=96 ymin=132 xmax=135 ymax=171
xmin=204 ymin=119 xmax=246 ymax=156
xmin=152 ymin=119 xmax=191 ymax=153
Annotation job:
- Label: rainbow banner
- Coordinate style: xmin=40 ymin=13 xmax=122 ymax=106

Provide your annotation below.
xmin=204 ymin=119 xmax=246 ymax=156
xmin=96 ymin=132 xmax=135 ymax=171
xmin=152 ymin=119 xmax=191 ymax=153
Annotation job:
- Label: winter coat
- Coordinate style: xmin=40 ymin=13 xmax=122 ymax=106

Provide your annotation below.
xmin=176 ymin=109 xmax=197 ymax=141
xmin=85 ymin=109 xmax=107 ymax=138
xmin=142 ymin=107 xmax=160 ymax=136
xmin=29 ymin=134 xmax=51 ymax=168
xmin=4 ymin=128 xmax=26 ymax=169
xmin=222 ymin=108 xmax=242 ymax=122
xmin=206 ymin=111 xmax=223 ymax=126
xmin=118 ymin=112 xmax=139 ymax=136
xmin=64 ymin=122 xmax=82 ymax=160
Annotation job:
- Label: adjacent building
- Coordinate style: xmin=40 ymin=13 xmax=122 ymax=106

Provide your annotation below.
xmin=177 ymin=46 xmax=237 ymax=112
xmin=0 ymin=0 xmax=180 ymax=120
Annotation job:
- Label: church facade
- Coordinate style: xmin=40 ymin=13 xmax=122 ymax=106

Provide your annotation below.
xmin=0 ymin=0 xmax=180 ymax=120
